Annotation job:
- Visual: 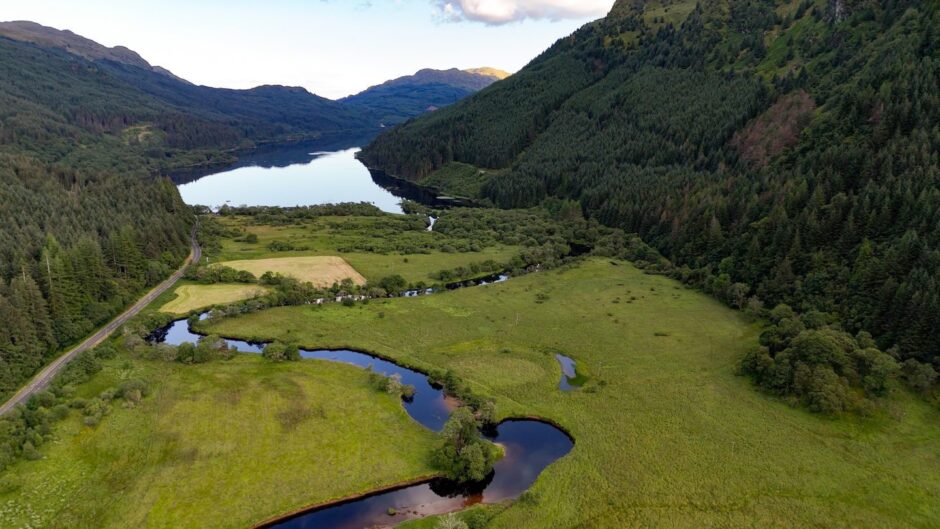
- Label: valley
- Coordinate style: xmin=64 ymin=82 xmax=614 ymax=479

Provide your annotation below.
xmin=3 ymin=210 xmax=939 ymax=528
xmin=2 ymin=1 xmax=939 ymax=528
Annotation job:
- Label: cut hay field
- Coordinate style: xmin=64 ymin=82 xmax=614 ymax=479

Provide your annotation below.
xmin=214 ymin=215 xmax=520 ymax=284
xmin=204 ymin=258 xmax=940 ymax=529
xmin=159 ymin=283 xmax=270 ymax=314
xmin=220 ymin=256 xmax=367 ymax=287
xmin=0 ymin=355 xmax=437 ymax=529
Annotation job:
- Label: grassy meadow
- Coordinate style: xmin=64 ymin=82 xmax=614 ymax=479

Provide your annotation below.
xmin=0 ymin=355 xmax=437 ymax=529
xmin=214 ymin=215 xmax=520 ymax=284
xmin=159 ymin=283 xmax=271 ymax=314
xmin=200 ymin=258 xmax=940 ymax=529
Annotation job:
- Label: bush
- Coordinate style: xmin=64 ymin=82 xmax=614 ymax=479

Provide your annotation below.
xmin=22 ymin=441 xmax=42 ymax=461
xmin=118 ymin=379 xmax=151 ymax=403
xmin=436 ymin=514 xmax=469 ymax=529
xmin=901 ymin=360 xmax=938 ymax=394
xmin=376 ymin=275 xmax=408 ymax=295
xmin=741 ymin=307 xmax=901 ymax=415
xmin=262 ymin=342 xmax=301 ymax=362
xmin=432 ymin=407 xmax=500 ymax=483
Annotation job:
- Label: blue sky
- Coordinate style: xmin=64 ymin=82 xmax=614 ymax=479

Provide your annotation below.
xmin=3 ymin=0 xmax=614 ymax=98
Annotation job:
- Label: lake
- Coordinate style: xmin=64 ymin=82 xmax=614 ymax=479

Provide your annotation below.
xmin=173 ymin=140 xmax=406 ymax=213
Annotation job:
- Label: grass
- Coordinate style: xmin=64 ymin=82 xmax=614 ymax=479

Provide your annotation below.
xmin=159 ymin=282 xmax=270 ymax=314
xmin=642 ymin=0 xmax=698 ymax=29
xmin=214 ymin=215 xmax=520 ymax=284
xmin=201 ymin=258 xmax=940 ymax=529
xmin=0 ymin=355 xmax=438 ymax=529
xmin=220 ymin=255 xmax=367 ymax=287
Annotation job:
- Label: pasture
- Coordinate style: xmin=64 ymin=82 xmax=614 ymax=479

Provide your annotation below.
xmin=0 ymin=355 xmax=437 ymax=529
xmin=213 ymin=215 xmax=520 ymax=284
xmin=204 ymin=258 xmax=940 ymax=529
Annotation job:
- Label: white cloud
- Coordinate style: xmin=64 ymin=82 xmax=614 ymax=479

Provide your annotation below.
xmin=433 ymin=0 xmax=615 ymax=25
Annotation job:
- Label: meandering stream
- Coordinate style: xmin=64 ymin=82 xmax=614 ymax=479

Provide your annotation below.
xmin=149 ymin=317 xmax=574 ymax=528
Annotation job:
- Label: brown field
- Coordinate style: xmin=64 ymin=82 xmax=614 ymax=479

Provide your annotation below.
xmin=219 ymin=256 xmax=367 ymax=287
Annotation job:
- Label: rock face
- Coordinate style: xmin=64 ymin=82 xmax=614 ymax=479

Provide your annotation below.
xmin=0 ymin=20 xmax=188 ymax=82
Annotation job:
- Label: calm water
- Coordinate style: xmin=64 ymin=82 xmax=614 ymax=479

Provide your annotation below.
xmin=555 ymin=354 xmax=582 ymax=391
xmin=175 ymin=143 xmax=405 ymax=213
xmin=266 ymin=421 xmax=573 ymax=529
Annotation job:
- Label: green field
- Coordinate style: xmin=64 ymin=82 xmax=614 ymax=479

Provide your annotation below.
xmin=202 ymin=258 xmax=940 ymax=529
xmin=0 ymin=355 xmax=437 ymax=529
xmin=159 ymin=283 xmax=271 ymax=314
xmin=214 ymin=215 xmax=520 ymax=284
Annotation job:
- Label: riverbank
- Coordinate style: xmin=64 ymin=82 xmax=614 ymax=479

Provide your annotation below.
xmin=0 ymin=355 xmax=438 ymax=529
xmin=205 ymin=258 xmax=940 ymax=529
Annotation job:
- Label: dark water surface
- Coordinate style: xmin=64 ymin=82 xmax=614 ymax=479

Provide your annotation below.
xmin=149 ymin=316 xmax=574 ymax=528
xmin=266 ymin=421 xmax=572 ymax=529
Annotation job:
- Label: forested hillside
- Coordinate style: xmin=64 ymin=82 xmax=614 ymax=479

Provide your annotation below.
xmin=0 ymin=28 xmax=377 ymax=400
xmin=361 ymin=0 xmax=940 ymax=401
xmin=341 ymin=67 xmax=509 ymax=124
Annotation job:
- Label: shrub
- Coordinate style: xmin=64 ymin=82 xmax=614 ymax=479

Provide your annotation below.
xmin=741 ymin=308 xmax=901 ymax=414
xmin=376 ymin=275 xmax=408 ymax=295
xmin=436 ymin=514 xmax=469 ymax=529
xmin=118 ymin=379 xmax=151 ymax=402
xmin=22 ymin=441 xmax=42 ymax=461
xmin=432 ymin=407 xmax=500 ymax=483
xmin=262 ymin=342 xmax=301 ymax=362
xmin=901 ymin=359 xmax=938 ymax=394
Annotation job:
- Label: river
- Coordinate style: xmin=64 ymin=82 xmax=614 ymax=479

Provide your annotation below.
xmin=149 ymin=317 xmax=574 ymax=528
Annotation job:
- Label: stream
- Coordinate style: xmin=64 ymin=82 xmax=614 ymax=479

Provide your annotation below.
xmin=149 ymin=317 xmax=573 ymax=528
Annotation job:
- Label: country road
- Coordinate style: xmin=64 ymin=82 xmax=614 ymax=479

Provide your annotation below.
xmin=0 ymin=226 xmax=201 ymax=416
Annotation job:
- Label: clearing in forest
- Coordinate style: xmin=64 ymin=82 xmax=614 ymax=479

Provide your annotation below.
xmin=219 ymin=256 xmax=367 ymax=287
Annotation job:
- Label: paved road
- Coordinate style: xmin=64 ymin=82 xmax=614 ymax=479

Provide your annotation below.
xmin=0 ymin=227 xmax=201 ymax=416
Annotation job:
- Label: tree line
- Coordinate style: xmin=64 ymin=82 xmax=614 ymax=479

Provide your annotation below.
xmin=360 ymin=0 xmax=940 ymax=404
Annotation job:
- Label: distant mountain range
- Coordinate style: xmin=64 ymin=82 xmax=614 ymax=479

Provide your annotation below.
xmin=0 ymin=19 xmax=513 ymax=402
xmin=342 ymin=67 xmax=510 ymax=125
xmin=0 ymin=20 xmax=509 ymax=133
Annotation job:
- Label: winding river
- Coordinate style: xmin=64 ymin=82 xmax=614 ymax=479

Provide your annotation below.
xmin=149 ymin=317 xmax=574 ymax=528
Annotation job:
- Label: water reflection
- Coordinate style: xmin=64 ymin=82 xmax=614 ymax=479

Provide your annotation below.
xmin=148 ymin=317 xmax=573 ymax=529
xmin=174 ymin=141 xmax=405 ymax=213
xmin=265 ymin=421 xmax=573 ymax=529
xmin=555 ymin=354 xmax=586 ymax=391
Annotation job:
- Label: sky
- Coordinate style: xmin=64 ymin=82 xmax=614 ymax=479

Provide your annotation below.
xmin=2 ymin=0 xmax=616 ymax=99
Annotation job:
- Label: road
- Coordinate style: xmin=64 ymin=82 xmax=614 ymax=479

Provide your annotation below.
xmin=0 ymin=226 xmax=201 ymax=416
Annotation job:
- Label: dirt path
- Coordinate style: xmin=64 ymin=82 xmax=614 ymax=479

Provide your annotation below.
xmin=0 ymin=227 xmax=200 ymax=416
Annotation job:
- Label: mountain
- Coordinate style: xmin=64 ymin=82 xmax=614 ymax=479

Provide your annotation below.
xmin=0 ymin=20 xmax=188 ymax=82
xmin=0 ymin=23 xmax=381 ymax=400
xmin=0 ymin=20 xmax=381 ymax=149
xmin=341 ymin=67 xmax=510 ymax=124
xmin=361 ymin=0 xmax=940 ymax=398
